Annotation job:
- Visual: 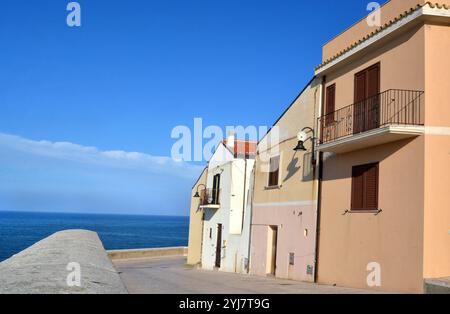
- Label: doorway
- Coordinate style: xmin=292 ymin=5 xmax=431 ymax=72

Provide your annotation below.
xmin=266 ymin=226 xmax=278 ymax=276
xmin=354 ymin=63 xmax=380 ymax=134
xmin=215 ymin=224 xmax=222 ymax=268
xmin=212 ymin=174 xmax=221 ymax=205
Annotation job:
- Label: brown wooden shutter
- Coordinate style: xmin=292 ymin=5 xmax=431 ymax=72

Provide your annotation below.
xmin=351 ymin=163 xmax=379 ymax=210
xmin=364 ymin=163 xmax=379 ymax=210
xmin=325 ymin=84 xmax=336 ymax=125
xmin=367 ymin=64 xmax=380 ymax=130
xmin=351 ymin=165 xmax=364 ymax=210
xmin=272 ymin=156 xmax=280 ymax=186
xmin=354 ymin=71 xmax=367 ymax=103
xmin=354 ymin=71 xmax=367 ymax=134
xmin=367 ymin=64 xmax=380 ymax=97
xmin=268 ymin=156 xmax=280 ymax=187
xmin=354 ymin=63 xmax=380 ymax=101
xmin=354 ymin=63 xmax=380 ymax=134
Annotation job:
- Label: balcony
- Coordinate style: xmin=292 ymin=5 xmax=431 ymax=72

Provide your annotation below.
xmin=318 ymin=89 xmax=425 ymax=153
xmin=199 ymin=189 xmax=221 ymax=209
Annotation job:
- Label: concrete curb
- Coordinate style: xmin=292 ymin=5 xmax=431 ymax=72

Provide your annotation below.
xmin=424 ymin=278 xmax=450 ymax=294
xmin=0 ymin=230 xmax=128 ymax=294
xmin=108 ymin=247 xmax=188 ymax=261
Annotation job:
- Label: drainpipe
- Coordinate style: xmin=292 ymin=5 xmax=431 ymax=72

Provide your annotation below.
xmin=314 ymin=76 xmax=326 ymax=283
xmin=241 ymin=158 xmax=248 ymax=273
xmin=242 ymin=159 xmax=248 ymax=233
xmin=246 ymin=162 xmax=256 ymax=274
xmin=199 ymin=168 xmax=208 ymax=268
xmin=314 ymin=152 xmax=324 ymax=283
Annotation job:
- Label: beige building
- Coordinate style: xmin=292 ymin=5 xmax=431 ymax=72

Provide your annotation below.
xmin=250 ymin=77 xmax=322 ymax=281
xmin=315 ymin=0 xmax=450 ymax=293
xmin=187 ymin=167 xmax=207 ymax=266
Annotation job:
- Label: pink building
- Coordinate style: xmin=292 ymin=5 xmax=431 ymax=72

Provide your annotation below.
xmin=250 ymin=78 xmax=322 ymax=281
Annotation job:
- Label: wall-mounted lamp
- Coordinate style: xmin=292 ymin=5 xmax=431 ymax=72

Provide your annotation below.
xmin=193 ymin=184 xmax=206 ymax=198
xmin=294 ymin=127 xmax=317 ymax=165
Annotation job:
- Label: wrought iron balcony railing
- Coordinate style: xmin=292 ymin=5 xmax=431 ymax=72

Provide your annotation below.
xmin=199 ymin=189 xmax=221 ymax=207
xmin=319 ymin=89 xmax=424 ymax=144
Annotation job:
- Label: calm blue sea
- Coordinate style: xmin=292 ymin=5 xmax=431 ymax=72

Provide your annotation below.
xmin=0 ymin=211 xmax=189 ymax=262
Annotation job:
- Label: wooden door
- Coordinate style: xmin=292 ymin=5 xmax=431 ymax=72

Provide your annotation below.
xmin=367 ymin=64 xmax=380 ymax=130
xmin=354 ymin=63 xmax=380 ymax=134
xmin=215 ymin=224 xmax=222 ymax=268
xmin=267 ymin=226 xmax=278 ymax=276
xmin=325 ymin=84 xmax=336 ymax=125
xmin=354 ymin=71 xmax=367 ymax=134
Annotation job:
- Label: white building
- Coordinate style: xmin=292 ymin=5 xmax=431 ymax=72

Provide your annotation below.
xmin=199 ymin=134 xmax=256 ymax=273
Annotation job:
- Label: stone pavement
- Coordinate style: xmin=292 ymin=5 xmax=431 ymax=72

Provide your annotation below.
xmin=113 ymin=256 xmax=379 ymax=294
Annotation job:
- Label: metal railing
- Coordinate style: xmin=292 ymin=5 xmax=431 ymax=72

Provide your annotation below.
xmin=199 ymin=189 xmax=221 ymax=206
xmin=319 ymin=89 xmax=424 ymax=144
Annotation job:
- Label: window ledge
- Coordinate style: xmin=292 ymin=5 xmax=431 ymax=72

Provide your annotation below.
xmin=343 ymin=209 xmax=382 ymax=216
xmin=265 ymin=185 xmax=282 ymax=191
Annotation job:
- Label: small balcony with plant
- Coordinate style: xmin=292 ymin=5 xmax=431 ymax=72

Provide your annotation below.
xmin=195 ymin=188 xmax=221 ymax=210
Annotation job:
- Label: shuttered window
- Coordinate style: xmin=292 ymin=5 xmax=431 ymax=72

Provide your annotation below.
xmin=325 ymin=84 xmax=336 ymax=125
xmin=351 ymin=163 xmax=379 ymax=210
xmin=268 ymin=156 xmax=280 ymax=187
xmin=354 ymin=63 xmax=380 ymax=134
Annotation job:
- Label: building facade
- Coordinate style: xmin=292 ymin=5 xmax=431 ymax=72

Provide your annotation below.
xmin=315 ymin=0 xmax=450 ymax=293
xmin=250 ymin=77 xmax=322 ymax=282
xmin=186 ymin=0 xmax=450 ymax=293
xmin=187 ymin=167 xmax=208 ymax=266
xmin=199 ymin=135 xmax=256 ymax=273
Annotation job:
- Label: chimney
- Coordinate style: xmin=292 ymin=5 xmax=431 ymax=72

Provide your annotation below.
xmin=227 ymin=131 xmax=235 ymax=149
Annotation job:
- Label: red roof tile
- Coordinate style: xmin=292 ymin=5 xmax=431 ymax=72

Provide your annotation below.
xmin=223 ymin=139 xmax=257 ymax=158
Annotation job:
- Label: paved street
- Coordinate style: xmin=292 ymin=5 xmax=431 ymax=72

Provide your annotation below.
xmin=113 ymin=256 xmax=379 ymax=294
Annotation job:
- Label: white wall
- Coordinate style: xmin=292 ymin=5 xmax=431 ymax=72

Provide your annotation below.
xmin=200 ymin=143 xmax=255 ymax=274
xmin=238 ymin=166 xmax=255 ymax=273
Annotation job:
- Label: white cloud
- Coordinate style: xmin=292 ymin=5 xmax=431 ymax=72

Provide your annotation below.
xmin=0 ymin=132 xmax=203 ymax=179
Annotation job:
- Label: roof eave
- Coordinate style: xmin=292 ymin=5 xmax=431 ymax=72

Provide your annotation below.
xmin=315 ymin=2 xmax=450 ymax=76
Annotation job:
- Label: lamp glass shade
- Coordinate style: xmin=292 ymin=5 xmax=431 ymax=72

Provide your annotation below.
xmin=297 ymin=131 xmax=308 ymax=142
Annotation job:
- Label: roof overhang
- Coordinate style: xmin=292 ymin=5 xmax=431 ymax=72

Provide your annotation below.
xmin=315 ymin=3 xmax=450 ymax=76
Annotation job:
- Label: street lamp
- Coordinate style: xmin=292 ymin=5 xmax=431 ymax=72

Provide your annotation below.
xmin=294 ymin=127 xmax=317 ymax=165
xmin=193 ymin=184 xmax=206 ymax=198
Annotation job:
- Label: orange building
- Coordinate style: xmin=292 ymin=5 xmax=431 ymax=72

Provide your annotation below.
xmin=315 ymin=0 xmax=450 ymax=292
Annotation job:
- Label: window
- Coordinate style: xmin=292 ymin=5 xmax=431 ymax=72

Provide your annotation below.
xmin=325 ymin=84 xmax=336 ymax=125
xmin=268 ymin=156 xmax=280 ymax=187
xmin=351 ymin=163 xmax=379 ymax=211
xmin=212 ymin=174 xmax=221 ymax=205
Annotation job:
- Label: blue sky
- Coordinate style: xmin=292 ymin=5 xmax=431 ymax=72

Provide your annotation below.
xmin=0 ymin=0 xmax=387 ymax=216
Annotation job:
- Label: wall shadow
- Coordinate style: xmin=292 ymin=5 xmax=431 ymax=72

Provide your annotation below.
xmin=322 ymin=137 xmax=418 ymax=181
xmin=284 ymin=155 xmax=300 ymax=182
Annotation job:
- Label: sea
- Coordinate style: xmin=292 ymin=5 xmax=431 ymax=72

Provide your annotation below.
xmin=0 ymin=211 xmax=189 ymax=262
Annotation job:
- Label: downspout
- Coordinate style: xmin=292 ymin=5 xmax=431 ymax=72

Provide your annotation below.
xmin=240 ymin=158 xmax=248 ymax=273
xmin=246 ymin=162 xmax=256 ymax=274
xmin=314 ymin=75 xmax=326 ymax=283
xmin=199 ymin=167 xmax=208 ymax=268
xmin=200 ymin=207 xmax=204 ymax=268
xmin=242 ymin=159 xmax=248 ymax=233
